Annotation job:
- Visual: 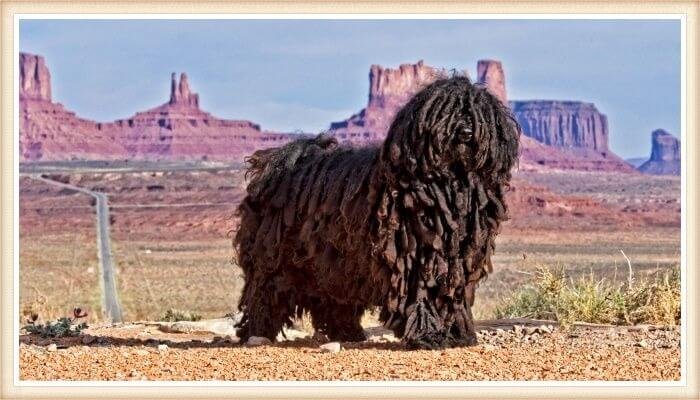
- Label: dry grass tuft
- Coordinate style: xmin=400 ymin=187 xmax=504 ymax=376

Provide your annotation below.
xmin=494 ymin=265 xmax=680 ymax=326
xmin=159 ymin=309 xmax=202 ymax=322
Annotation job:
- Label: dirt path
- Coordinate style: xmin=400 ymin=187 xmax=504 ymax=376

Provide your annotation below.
xmin=19 ymin=320 xmax=680 ymax=381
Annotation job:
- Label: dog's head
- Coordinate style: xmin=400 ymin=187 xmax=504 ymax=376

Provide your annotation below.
xmin=380 ymin=76 xmax=520 ymax=183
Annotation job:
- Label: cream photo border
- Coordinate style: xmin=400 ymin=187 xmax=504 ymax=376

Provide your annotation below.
xmin=1 ymin=1 xmax=697 ymax=399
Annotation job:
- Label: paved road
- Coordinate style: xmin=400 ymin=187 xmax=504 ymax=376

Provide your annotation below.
xmin=33 ymin=176 xmax=124 ymax=323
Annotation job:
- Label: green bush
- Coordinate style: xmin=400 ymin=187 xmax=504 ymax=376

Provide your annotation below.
xmin=494 ymin=265 xmax=680 ymax=326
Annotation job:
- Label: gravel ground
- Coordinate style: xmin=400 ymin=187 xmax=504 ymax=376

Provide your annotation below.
xmin=19 ymin=321 xmax=680 ymax=381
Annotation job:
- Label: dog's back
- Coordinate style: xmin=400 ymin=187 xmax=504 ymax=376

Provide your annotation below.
xmin=235 ymin=134 xmax=382 ymax=290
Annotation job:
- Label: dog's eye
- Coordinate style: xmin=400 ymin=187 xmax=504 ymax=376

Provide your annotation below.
xmin=456 ymin=126 xmax=473 ymax=142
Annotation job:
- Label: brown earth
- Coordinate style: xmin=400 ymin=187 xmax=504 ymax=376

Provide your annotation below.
xmin=19 ymin=321 xmax=680 ymax=381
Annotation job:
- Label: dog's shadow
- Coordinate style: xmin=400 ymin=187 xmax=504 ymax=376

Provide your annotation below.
xmin=19 ymin=319 xmax=554 ymax=352
xmin=19 ymin=333 xmax=410 ymax=352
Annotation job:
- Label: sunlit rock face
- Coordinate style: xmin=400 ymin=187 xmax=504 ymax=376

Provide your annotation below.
xmin=638 ymin=129 xmax=681 ymax=175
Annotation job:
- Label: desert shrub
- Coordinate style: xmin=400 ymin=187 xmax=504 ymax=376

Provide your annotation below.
xmin=23 ymin=308 xmax=89 ymax=338
xmin=24 ymin=317 xmax=88 ymax=338
xmin=159 ymin=308 xmax=202 ymax=322
xmin=494 ymin=265 xmax=680 ymax=326
xmin=624 ymin=267 xmax=681 ymax=325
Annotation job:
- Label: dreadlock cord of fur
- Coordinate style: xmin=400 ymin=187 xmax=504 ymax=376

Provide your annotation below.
xmin=233 ymin=76 xmax=520 ymax=349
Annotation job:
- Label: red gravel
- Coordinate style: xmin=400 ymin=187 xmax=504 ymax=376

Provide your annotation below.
xmin=19 ymin=322 xmax=680 ymax=381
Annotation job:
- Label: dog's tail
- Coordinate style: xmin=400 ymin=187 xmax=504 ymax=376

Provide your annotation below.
xmin=243 ymin=133 xmax=338 ymax=202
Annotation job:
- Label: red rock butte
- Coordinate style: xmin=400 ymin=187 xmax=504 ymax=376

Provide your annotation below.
xmin=477 ymin=59 xmax=507 ymax=104
xmin=328 ymin=61 xmax=446 ymax=144
xmin=638 ymin=129 xmax=680 ymax=175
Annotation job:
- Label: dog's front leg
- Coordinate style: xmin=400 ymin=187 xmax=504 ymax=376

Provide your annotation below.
xmin=402 ymin=300 xmax=451 ymax=349
xmin=450 ymin=297 xmax=478 ymax=347
xmin=402 ymin=296 xmax=479 ymax=349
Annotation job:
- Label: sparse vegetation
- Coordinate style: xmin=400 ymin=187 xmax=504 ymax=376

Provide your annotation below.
xmin=159 ymin=308 xmax=202 ymax=322
xmin=494 ymin=265 xmax=680 ymax=326
xmin=23 ymin=309 xmax=89 ymax=338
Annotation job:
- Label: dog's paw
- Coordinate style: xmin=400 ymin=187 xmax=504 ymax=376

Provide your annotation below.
xmin=405 ymin=331 xmax=450 ymax=350
xmin=405 ymin=331 xmax=478 ymax=350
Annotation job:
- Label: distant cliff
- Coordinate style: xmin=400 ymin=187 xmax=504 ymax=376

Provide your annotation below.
xmin=510 ymin=101 xmax=609 ymax=153
xmin=638 ymin=129 xmax=680 ymax=175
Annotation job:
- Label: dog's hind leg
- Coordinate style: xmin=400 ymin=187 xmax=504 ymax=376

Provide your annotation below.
xmin=236 ymin=274 xmax=295 ymax=343
xmin=309 ymin=301 xmax=366 ymax=342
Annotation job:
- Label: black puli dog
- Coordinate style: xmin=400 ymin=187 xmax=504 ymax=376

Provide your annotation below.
xmin=233 ymin=76 xmax=520 ymax=349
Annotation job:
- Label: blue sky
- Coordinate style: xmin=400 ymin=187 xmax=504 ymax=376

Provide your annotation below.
xmin=19 ymin=19 xmax=681 ymax=158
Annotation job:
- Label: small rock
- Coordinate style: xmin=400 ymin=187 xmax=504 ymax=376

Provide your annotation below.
xmin=637 ymin=339 xmax=649 ymax=348
xmin=548 ymin=324 xmax=555 ymax=333
xmin=246 ymin=336 xmax=272 ymax=346
xmin=157 ymin=344 xmax=168 ymax=352
xmin=280 ymin=328 xmax=309 ymax=341
xmin=159 ymin=319 xmax=236 ymax=336
xmin=319 ymin=342 xmax=341 ymax=353
xmin=223 ymin=334 xmax=238 ymax=343
xmin=538 ymin=325 xmax=552 ymax=334
xmin=513 ymin=325 xmax=523 ymax=336
xmin=46 ymin=343 xmax=57 ymax=352
xmin=81 ymin=335 xmax=96 ymax=345
xmin=495 ymin=328 xmax=505 ymax=336
xmin=381 ymin=333 xmax=399 ymax=342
